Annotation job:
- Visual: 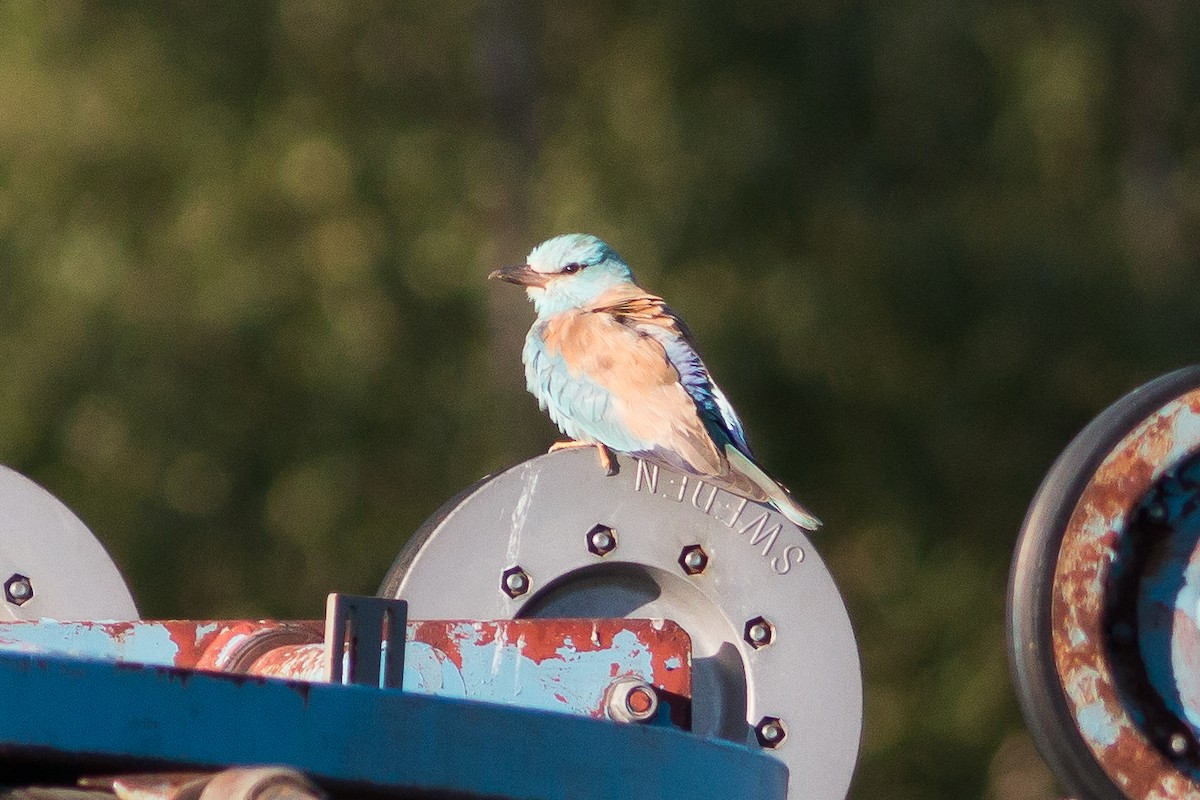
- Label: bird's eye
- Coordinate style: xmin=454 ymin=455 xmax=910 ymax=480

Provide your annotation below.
xmin=560 ymin=262 xmax=583 ymax=274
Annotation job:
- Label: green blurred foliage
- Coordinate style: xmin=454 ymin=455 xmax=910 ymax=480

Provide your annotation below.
xmin=1 ymin=0 xmax=1198 ymax=797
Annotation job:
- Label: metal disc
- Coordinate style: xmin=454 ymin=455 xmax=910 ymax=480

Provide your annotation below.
xmin=0 ymin=464 xmax=138 ymax=621
xmin=381 ymin=449 xmax=861 ymax=800
xmin=1008 ymin=365 xmax=1200 ymax=799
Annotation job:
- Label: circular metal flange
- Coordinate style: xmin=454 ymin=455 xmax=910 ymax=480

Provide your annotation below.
xmin=1009 ymin=365 xmax=1200 ymax=799
xmin=381 ymin=449 xmax=862 ymax=800
xmin=0 ymin=464 xmax=137 ymax=621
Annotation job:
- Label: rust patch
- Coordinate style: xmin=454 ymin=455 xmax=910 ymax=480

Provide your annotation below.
xmin=408 ymin=620 xmax=470 ymax=670
xmin=1052 ymin=391 xmax=1200 ymax=798
xmin=405 ymin=619 xmax=691 ymax=697
xmin=247 ymin=643 xmax=327 ymax=681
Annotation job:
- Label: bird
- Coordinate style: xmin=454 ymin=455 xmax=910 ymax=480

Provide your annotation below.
xmin=489 ymin=233 xmax=822 ymax=531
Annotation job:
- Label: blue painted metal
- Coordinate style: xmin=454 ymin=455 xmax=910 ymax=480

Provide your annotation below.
xmin=0 ymin=618 xmax=693 ymax=725
xmin=0 ymin=650 xmax=787 ymax=800
xmin=0 ymin=619 xmax=188 ymax=663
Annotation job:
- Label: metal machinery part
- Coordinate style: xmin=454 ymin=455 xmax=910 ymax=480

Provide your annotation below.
xmin=0 ymin=648 xmax=788 ymax=800
xmin=0 ymin=615 xmax=694 ymax=725
xmin=0 ymin=465 xmax=137 ymax=621
xmin=381 ymin=449 xmax=863 ymax=800
xmin=1009 ymin=365 xmax=1200 ymax=799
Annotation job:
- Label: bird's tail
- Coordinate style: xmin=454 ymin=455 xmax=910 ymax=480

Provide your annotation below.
xmin=725 ymin=445 xmax=823 ymax=532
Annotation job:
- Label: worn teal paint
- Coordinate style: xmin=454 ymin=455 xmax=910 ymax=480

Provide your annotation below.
xmin=1076 ymin=700 xmax=1121 ymax=748
xmin=0 ymin=619 xmax=684 ymax=723
xmin=0 ymin=620 xmax=180 ymax=664
xmin=0 ymin=651 xmax=785 ymax=800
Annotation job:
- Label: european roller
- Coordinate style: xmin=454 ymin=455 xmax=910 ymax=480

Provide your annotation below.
xmin=489 ymin=233 xmax=822 ymax=531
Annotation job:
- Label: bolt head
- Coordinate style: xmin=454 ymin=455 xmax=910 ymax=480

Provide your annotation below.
xmin=744 ymin=616 xmax=775 ymax=649
xmin=605 ymin=677 xmax=659 ymax=723
xmin=678 ymin=544 xmax=708 ymax=575
xmin=626 ymin=685 xmax=655 ymax=715
xmin=586 ymin=524 xmax=617 ymax=557
xmin=755 ymin=716 xmax=787 ymax=748
xmin=501 ymin=566 xmax=530 ymax=598
xmin=4 ymin=574 xmax=32 ymax=606
xmin=1170 ymin=733 xmax=1190 ymax=755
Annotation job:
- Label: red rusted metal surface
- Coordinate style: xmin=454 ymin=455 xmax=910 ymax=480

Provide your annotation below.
xmin=1052 ymin=390 xmax=1200 ymax=798
xmin=190 ymin=621 xmax=325 ymax=672
xmin=0 ymin=617 xmax=693 ymax=725
xmin=245 ymin=641 xmax=326 ymax=680
xmin=241 ymin=619 xmax=693 ymax=724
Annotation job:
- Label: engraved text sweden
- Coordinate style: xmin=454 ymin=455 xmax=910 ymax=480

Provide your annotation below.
xmin=633 ymin=459 xmax=805 ymax=575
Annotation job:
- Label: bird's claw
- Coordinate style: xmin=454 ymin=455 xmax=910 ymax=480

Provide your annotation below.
xmin=548 ymin=440 xmax=617 ymax=476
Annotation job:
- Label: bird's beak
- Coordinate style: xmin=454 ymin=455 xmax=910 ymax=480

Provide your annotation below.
xmin=488 ymin=263 xmax=551 ymax=288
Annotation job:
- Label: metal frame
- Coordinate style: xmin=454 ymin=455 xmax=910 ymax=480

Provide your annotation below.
xmin=0 ymin=649 xmax=786 ymax=800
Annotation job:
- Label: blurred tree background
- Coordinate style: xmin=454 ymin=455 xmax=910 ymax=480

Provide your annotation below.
xmin=1 ymin=0 xmax=1198 ymax=797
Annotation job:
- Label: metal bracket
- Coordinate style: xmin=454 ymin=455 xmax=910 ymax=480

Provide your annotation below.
xmin=323 ymin=593 xmax=407 ymax=690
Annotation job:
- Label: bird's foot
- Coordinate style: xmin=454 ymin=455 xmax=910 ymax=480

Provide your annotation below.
xmin=548 ymin=440 xmax=617 ymax=476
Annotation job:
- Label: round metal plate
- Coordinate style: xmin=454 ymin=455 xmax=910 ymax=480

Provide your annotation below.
xmin=1009 ymin=365 xmax=1200 ymax=799
xmin=381 ymin=449 xmax=861 ymax=800
xmin=0 ymin=465 xmax=138 ymax=621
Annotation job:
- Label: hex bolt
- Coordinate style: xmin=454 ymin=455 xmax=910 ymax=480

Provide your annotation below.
xmin=678 ymin=544 xmax=708 ymax=575
xmin=4 ymin=574 xmax=32 ymax=606
xmin=500 ymin=566 xmax=530 ymax=598
xmin=605 ymin=676 xmax=659 ymax=724
xmin=586 ymin=524 xmax=617 ymax=557
xmin=755 ymin=716 xmax=787 ymax=748
xmin=744 ymin=616 xmax=775 ymax=649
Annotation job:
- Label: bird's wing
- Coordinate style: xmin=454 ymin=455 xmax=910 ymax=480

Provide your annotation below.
xmin=542 ymin=289 xmax=815 ymax=526
xmin=538 ymin=306 xmax=726 ymax=476
xmin=592 ymin=290 xmax=754 ymax=457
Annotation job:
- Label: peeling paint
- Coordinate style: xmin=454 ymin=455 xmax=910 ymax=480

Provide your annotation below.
xmin=0 ymin=617 xmax=692 ymax=727
xmin=1051 ymin=392 xmax=1200 ymax=797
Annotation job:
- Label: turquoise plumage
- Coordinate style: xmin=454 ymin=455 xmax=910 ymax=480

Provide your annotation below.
xmin=490 ymin=233 xmax=821 ymax=531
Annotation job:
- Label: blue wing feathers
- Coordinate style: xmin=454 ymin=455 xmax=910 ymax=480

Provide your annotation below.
xmin=643 ymin=323 xmax=753 ymax=458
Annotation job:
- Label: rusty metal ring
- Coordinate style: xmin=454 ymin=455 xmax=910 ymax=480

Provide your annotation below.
xmin=217 ymin=624 xmax=324 ymax=675
xmin=1009 ymin=365 xmax=1200 ymax=799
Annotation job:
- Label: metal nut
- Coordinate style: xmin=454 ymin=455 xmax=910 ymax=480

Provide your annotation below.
xmin=605 ymin=676 xmax=659 ymax=724
xmin=500 ymin=566 xmax=530 ymax=598
xmin=4 ymin=574 xmax=32 ymax=606
xmin=755 ymin=716 xmax=787 ymax=748
xmin=744 ymin=616 xmax=775 ymax=649
xmin=586 ymin=524 xmax=617 ymax=557
xmin=678 ymin=544 xmax=708 ymax=575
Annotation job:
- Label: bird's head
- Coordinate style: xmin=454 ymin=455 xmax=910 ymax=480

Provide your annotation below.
xmin=489 ymin=233 xmax=635 ymax=317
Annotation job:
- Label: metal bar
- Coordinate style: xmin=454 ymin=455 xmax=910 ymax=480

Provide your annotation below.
xmin=0 ymin=617 xmax=692 ymax=724
xmin=382 ymin=603 xmax=404 ymax=690
xmin=321 ymin=595 xmax=406 ymax=689
xmin=0 ymin=651 xmax=784 ymax=800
